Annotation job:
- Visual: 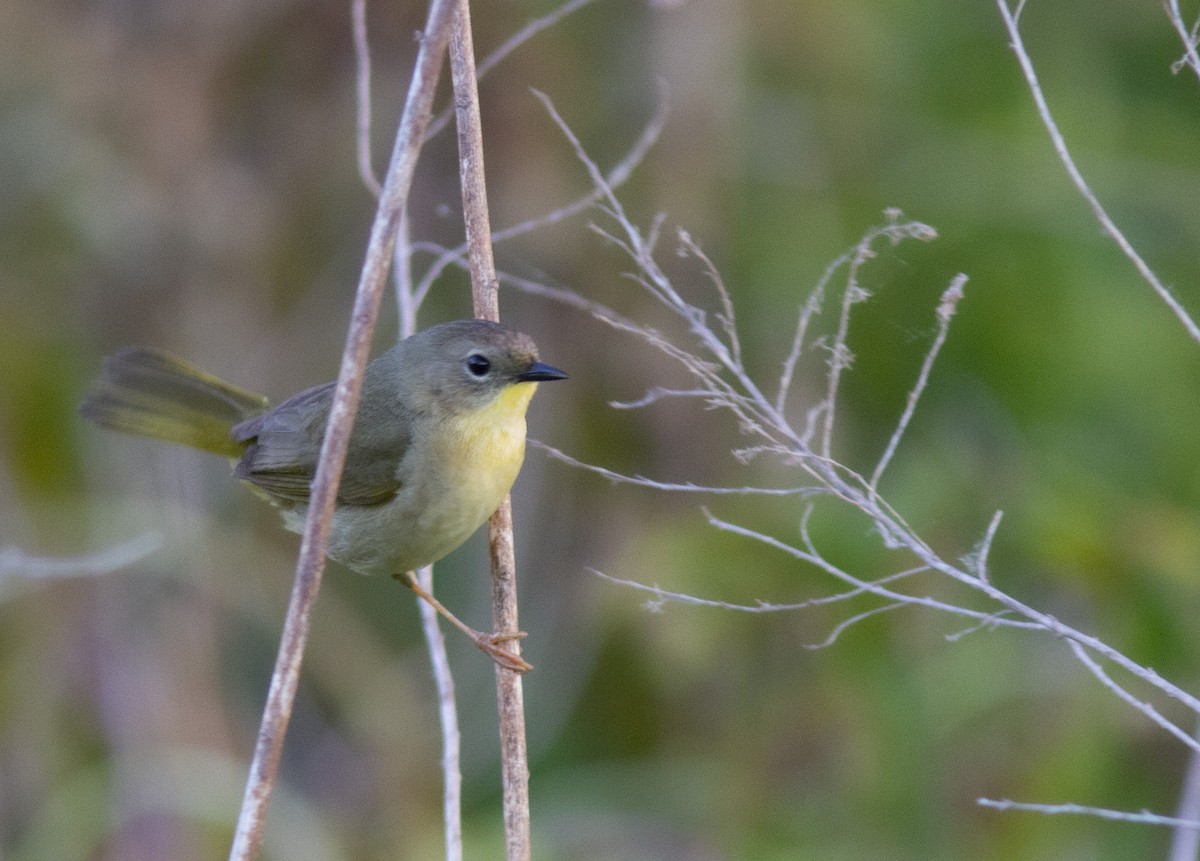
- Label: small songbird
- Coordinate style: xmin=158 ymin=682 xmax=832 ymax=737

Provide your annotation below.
xmin=80 ymin=319 xmax=568 ymax=670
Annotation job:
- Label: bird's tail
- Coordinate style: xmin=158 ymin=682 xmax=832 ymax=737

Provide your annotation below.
xmin=80 ymin=348 xmax=270 ymax=458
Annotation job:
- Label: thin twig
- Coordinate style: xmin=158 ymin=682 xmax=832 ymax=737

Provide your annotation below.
xmin=226 ymin=1 xmax=458 ymax=858
xmin=1170 ymin=720 xmax=1200 ymax=861
xmin=776 ymin=266 xmax=832 ymax=418
xmin=944 ymin=610 xmax=1016 ymax=642
xmin=395 ymin=237 xmax=464 ymax=860
xmin=608 ymin=386 xmax=717 ymax=409
xmin=1066 ymin=639 xmax=1200 ymax=753
xmin=351 ymin=0 xmax=383 ymax=196
xmin=804 ymin=602 xmax=909 ymax=650
xmin=590 ymin=565 xmax=931 ymax=615
xmin=447 ymin=3 xmax=532 ymax=859
xmin=814 ymin=215 xmax=937 ymax=460
xmin=706 ymin=509 xmax=1039 ymax=633
xmin=411 ymin=86 xmax=668 ymax=309
xmin=818 ymin=231 xmax=876 ymax=460
xmin=1165 ymin=0 xmax=1200 ymax=81
xmin=869 ymin=273 xmax=966 ymax=493
xmin=533 ymin=440 xmax=819 ymax=496
xmin=476 ymin=0 xmax=594 ymax=79
xmin=415 ymin=564 xmax=464 ymax=861
xmin=979 ymin=797 xmax=1200 ymax=829
xmin=996 ymin=0 xmax=1200 ymax=344
xmin=0 ymin=533 xmax=161 ymax=579
xmin=426 ymin=0 xmax=598 ymax=140
xmin=678 ymin=229 xmax=741 ymax=366
xmin=962 ymin=510 xmax=1005 ymax=585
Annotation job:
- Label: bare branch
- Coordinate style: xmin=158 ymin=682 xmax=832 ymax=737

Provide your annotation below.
xmin=869 ymin=273 xmax=966 ymax=493
xmin=819 ymin=214 xmax=938 ymax=460
xmin=351 ymin=0 xmax=383 ymax=196
xmin=996 ymin=0 xmax=1200 ymax=344
xmin=447 ymin=4 xmax=531 ymax=859
xmin=532 ymin=441 xmax=819 ymax=496
xmin=0 ymin=534 xmax=161 ymax=580
xmin=1066 ymin=640 xmax=1200 ymax=754
xmin=1165 ymin=0 xmax=1200 ymax=82
xmin=590 ymin=566 xmax=930 ymax=616
xmin=426 ymin=0 xmax=598 ymax=141
xmin=396 ymin=247 xmax=463 ymax=858
xmin=227 ymin=0 xmax=459 ymax=857
xmin=1170 ymin=721 xmax=1200 ymax=861
xmin=804 ymin=602 xmax=909 ymax=650
xmin=531 ymin=100 xmax=1200 ymax=839
xmin=962 ymin=510 xmax=1005 ymax=584
xmin=411 ymin=86 xmax=667 ymax=309
xmin=678 ymin=229 xmax=741 ymax=366
xmin=979 ymin=797 xmax=1200 ymax=829
xmin=706 ymin=510 xmax=1040 ymax=633
xmin=414 ymin=567 xmax=463 ymax=861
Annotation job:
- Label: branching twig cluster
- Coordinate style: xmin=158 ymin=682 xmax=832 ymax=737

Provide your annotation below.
xmin=511 ymin=77 xmax=1200 ymax=843
xmin=994 ymin=3 xmax=1200 ymax=850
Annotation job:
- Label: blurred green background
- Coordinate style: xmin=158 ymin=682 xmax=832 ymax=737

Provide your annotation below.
xmin=3 ymin=0 xmax=1200 ymax=858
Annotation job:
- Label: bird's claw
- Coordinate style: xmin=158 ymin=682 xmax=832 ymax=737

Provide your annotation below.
xmin=474 ymin=630 xmax=532 ymax=673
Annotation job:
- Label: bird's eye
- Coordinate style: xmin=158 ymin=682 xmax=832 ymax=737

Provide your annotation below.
xmin=466 ymin=354 xmax=491 ymax=377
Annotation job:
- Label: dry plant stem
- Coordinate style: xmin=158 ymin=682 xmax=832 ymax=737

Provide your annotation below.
xmin=414 ymin=565 xmax=464 ymax=861
xmin=448 ymin=2 xmax=532 ymax=860
xmin=978 ymin=798 xmax=1200 ymax=829
xmin=226 ymin=1 xmax=458 ymax=858
xmin=996 ymin=0 xmax=1200 ymax=344
xmin=351 ymin=0 xmax=382 ymax=195
xmin=533 ymin=86 xmax=1200 ymax=828
xmin=548 ymin=88 xmax=1200 ymax=779
xmin=411 ymin=87 xmax=667 ymax=308
xmin=550 ymin=106 xmax=1200 ymax=750
xmin=999 ymin=0 xmax=1200 ymax=834
xmin=1165 ymin=0 xmax=1200 ymax=81
xmin=451 ymin=2 xmax=500 ymax=312
xmin=0 ymin=533 xmax=161 ymax=579
xmin=486 ymin=497 xmax=532 ymax=858
xmin=1170 ymin=721 xmax=1200 ymax=861
xmin=396 ymin=249 xmax=465 ymax=860
xmin=868 ymin=275 xmax=966 ymax=494
xmin=425 ymin=0 xmax=597 ymax=141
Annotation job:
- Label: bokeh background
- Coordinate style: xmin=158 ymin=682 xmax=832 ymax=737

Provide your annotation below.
xmin=4 ymin=0 xmax=1200 ymax=858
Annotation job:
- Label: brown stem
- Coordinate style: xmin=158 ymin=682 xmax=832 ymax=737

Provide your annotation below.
xmin=225 ymin=1 xmax=458 ymax=858
xmin=448 ymin=2 xmax=532 ymax=859
xmin=451 ymin=0 xmax=500 ymax=314
xmin=486 ymin=496 xmax=532 ymax=860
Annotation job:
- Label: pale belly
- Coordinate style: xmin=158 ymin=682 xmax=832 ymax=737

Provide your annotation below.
xmin=280 ymin=398 xmax=529 ymax=576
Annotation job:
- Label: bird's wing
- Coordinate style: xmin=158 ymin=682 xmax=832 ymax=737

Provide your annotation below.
xmin=231 ymin=380 xmax=409 ymax=507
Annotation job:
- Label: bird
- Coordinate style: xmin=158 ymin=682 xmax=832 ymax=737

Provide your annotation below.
xmin=80 ymin=319 xmax=568 ymax=670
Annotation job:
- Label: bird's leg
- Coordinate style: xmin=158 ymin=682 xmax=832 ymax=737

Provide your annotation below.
xmin=395 ymin=571 xmax=532 ymax=673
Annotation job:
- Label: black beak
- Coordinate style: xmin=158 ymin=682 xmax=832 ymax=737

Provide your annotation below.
xmin=518 ymin=361 xmax=569 ymax=383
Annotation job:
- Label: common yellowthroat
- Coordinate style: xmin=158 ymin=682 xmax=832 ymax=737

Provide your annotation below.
xmin=80 ymin=319 xmax=567 ymax=669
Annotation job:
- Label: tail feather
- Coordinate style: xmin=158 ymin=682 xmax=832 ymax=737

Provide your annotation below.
xmin=80 ymin=348 xmax=270 ymax=458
